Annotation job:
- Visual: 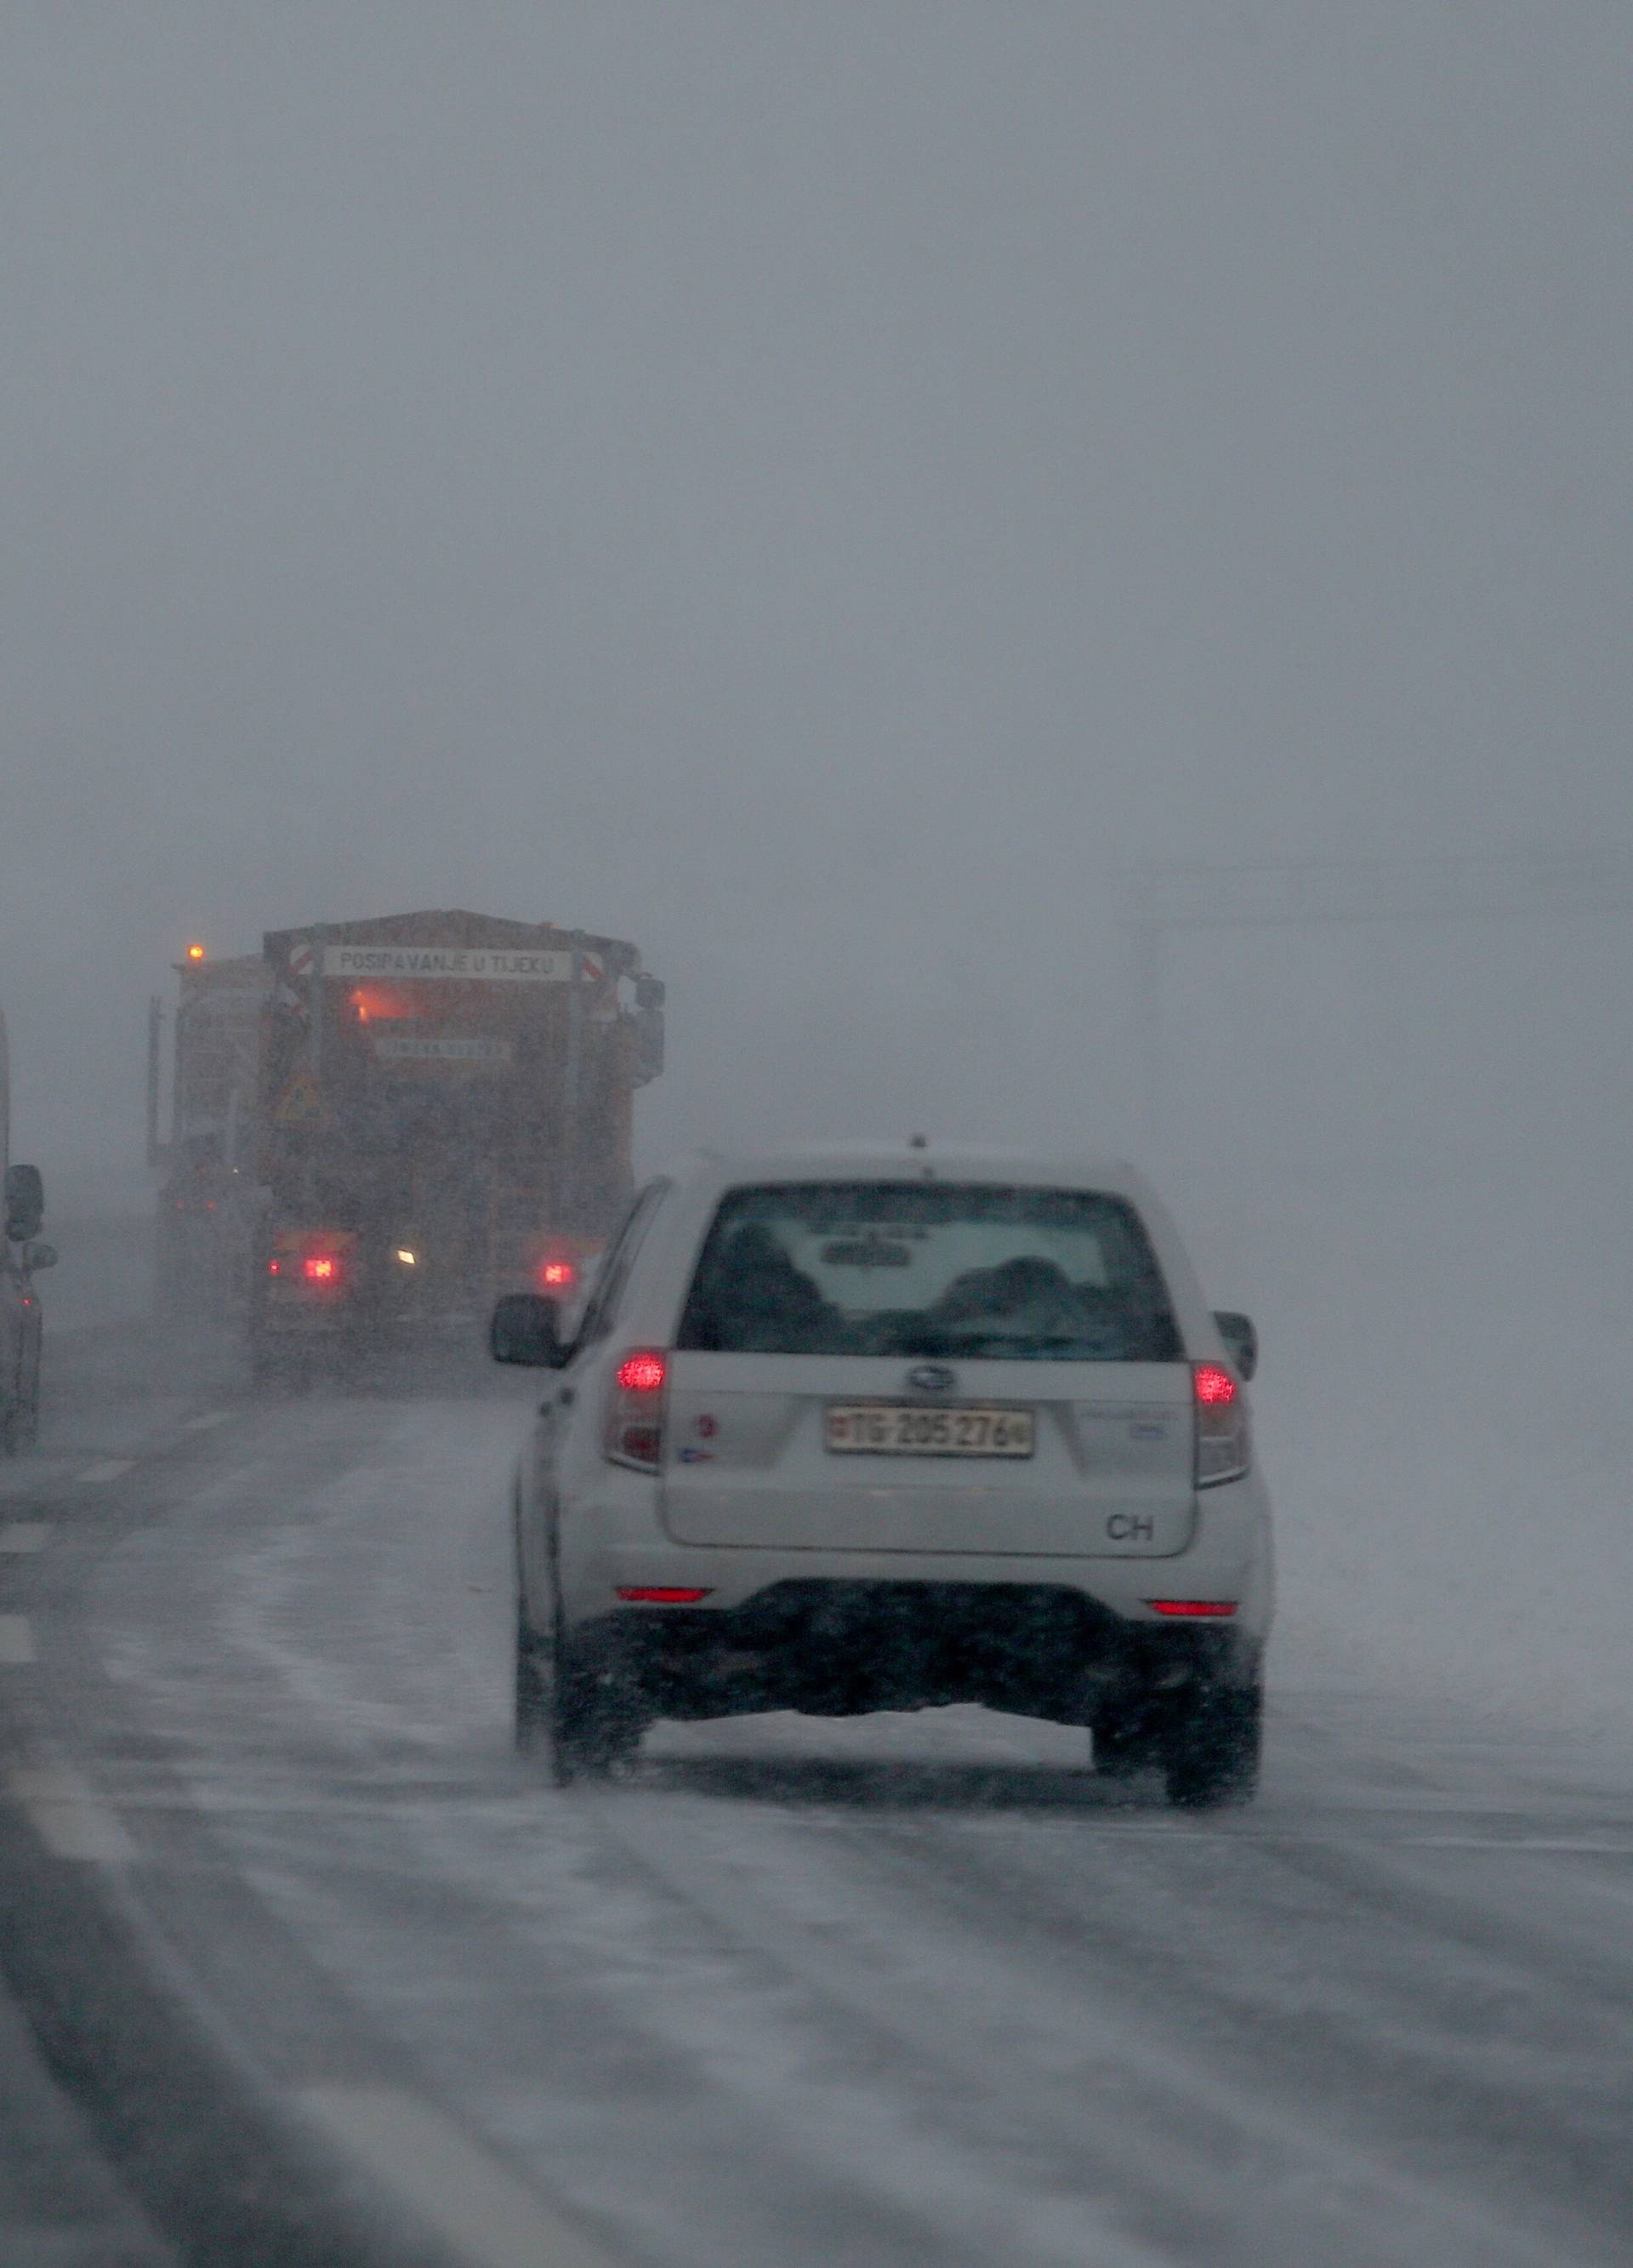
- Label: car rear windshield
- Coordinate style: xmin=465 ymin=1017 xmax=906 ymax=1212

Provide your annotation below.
xmin=675 ymin=1183 xmax=1182 ymax=1361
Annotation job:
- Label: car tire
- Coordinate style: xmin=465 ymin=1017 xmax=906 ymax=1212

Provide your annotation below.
xmin=1162 ymin=1682 xmax=1262 ymax=1809
xmin=514 ymin=1614 xmax=555 ymax=1762
xmin=554 ymin=1639 xmax=640 ymax=1781
xmin=1092 ymin=1711 xmax=1162 ymax=1781
xmin=515 ymin=1599 xmax=640 ymax=1786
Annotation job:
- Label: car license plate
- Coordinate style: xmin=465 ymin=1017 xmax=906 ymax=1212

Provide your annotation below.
xmin=825 ymin=1404 xmax=1035 ymax=1457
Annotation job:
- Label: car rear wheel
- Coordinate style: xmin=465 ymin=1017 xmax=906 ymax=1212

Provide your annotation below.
xmin=514 ymin=1615 xmax=555 ymax=1761
xmin=557 ymin=1641 xmax=644 ymax=1781
xmin=1091 ymin=1711 xmax=1162 ymax=1781
xmin=1162 ymin=1682 xmax=1262 ymax=1809
xmin=515 ymin=1606 xmax=641 ymax=1785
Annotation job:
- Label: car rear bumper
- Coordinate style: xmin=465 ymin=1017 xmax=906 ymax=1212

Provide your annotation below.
xmin=554 ymin=1466 xmax=1272 ymax=1627
xmin=564 ymin=1577 xmax=1260 ymax=1725
xmin=537 ymin=1462 xmax=1272 ymax=1724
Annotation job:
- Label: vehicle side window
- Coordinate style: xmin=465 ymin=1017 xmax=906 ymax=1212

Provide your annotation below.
xmin=573 ymin=1179 xmax=671 ymax=1352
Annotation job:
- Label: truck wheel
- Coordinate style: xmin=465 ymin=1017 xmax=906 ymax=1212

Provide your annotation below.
xmin=1163 ymin=1683 xmax=1262 ymax=1809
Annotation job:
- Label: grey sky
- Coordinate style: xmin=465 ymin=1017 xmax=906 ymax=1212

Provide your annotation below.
xmin=3 ymin=3 xmax=1630 ymax=1199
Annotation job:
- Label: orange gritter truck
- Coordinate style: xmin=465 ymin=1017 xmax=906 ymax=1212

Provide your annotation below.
xmin=151 ymin=911 xmax=664 ymax=1370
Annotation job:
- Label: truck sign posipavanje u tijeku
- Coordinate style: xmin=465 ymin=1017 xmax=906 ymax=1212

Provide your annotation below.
xmin=151 ymin=913 xmax=663 ymax=1371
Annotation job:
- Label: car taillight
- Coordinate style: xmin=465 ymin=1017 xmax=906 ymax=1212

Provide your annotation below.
xmin=266 ymin=1258 xmax=282 ymax=1276
xmin=1147 ymin=1598 xmax=1238 ymax=1617
xmin=606 ymin=1348 xmax=668 ymax=1471
xmin=303 ymin=1254 xmax=340 ymax=1284
xmin=616 ymin=1586 xmax=712 ymax=1604
xmin=1193 ymin=1360 xmax=1249 ymax=1487
xmin=539 ymin=1259 xmax=577 ymax=1289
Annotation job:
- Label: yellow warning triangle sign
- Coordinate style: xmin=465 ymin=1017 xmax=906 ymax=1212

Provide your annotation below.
xmin=272 ymin=1068 xmax=333 ymax=1129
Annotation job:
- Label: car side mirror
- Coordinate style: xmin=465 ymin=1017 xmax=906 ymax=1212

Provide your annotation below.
xmin=23 ymin=1243 xmax=57 ymax=1273
xmin=490 ymin=1291 xmax=566 ymax=1368
xmin=3 ymin=1163 xmax=43 ymax=1245
xmin=1213 ymin=1309 xmax=1258 ymax=1382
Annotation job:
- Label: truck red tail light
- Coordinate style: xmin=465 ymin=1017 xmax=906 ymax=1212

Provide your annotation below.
xmin=606 ymin=1349 xmax=668 ymax=1471
xmin=1193 ymin=1361 xmax=1249 ymax=1487
xmin=302 ymin=1254 xmax=340 ymax=1284
xmin=539 ymin=1259 xmax=577 ymax=1289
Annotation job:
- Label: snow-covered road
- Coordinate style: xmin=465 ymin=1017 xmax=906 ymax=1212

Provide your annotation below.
xmin=2 ymin=1333 xmax=1630 ymax=2266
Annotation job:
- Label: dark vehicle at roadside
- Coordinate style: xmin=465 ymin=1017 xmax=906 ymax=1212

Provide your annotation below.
xmin=0 ymin=1010 xmax=57 ymax=1451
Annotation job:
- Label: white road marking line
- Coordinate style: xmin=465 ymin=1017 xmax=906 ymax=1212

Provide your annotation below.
xmin=76 ymin=1459 xmax=134 ymax=1484
xmin=180 ymin=1410 xmax=232 ymax=1433
xmin=0 ymin=1523 xmax=48 ymax=1553
xmin=8 ymin=1768 xmax=138 ymax=1863
xmin=297 ymin=2084 xmax=618 ymax=2268
xmin=0 ymin=1616 xmax=35 ymax=1664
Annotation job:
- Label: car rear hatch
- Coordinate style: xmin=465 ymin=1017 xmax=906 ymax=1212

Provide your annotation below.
xmin=661 ymin=1351 xmax=1195 ymax=1556
xmin=657 ymin=1177 xmax=1198 ymax=1558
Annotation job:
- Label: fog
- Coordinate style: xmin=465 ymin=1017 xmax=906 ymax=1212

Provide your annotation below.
xmin=5 ymin=9 xmax=1632 ymax=1731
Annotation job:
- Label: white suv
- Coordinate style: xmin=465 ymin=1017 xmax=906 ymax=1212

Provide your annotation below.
xmin=492 ymin=1145 xmax=1273 ymax=1806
